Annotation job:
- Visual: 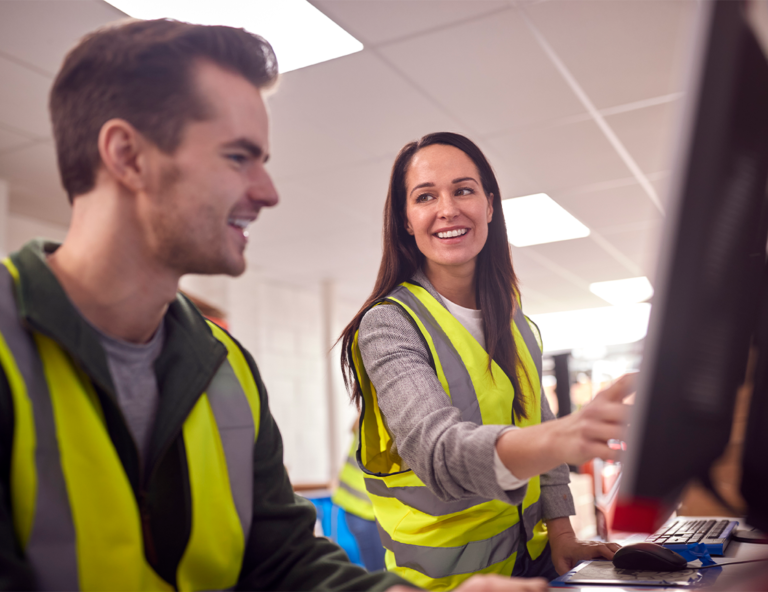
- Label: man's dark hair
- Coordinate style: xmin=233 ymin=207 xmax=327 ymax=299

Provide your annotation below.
xmin=50 ymin=19 xmax=279 ymax=201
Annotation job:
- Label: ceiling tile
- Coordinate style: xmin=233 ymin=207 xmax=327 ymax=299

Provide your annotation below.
xmin=0 ymin=140 xmax=71 ymax=224
xmin=605 ymin=100 xmax=680 ymax=176
xmin=555 ymin=181 xmax=663 ymax=234
xmin=0 ymin=125 xmax=34 ymax=154
xmin=598 ymin=222 xmax=663 ymax=280
xmin=311 ymin=0 xmax=509 ymax=47
xmin=523 ymin=236 xmax=638 ymax=283
xmin=0 ymin=57 xmax=53 ymax=138
xmin=524 ymin=0 xmax=698 ymax=109
xmin=0 ymin=0 xmax=125 ymax=75
xmin=487 ymin=118 xmax=630 ymax=194
xmin=9 ymin=184 xmax=70 ymax=227
xmin=267 ymin=51 xmax=468 ymax=182
xmin=246 ymin=161 xmax=391 ymax=287
xmin=378 ymin=9 xmax=586 ymax=136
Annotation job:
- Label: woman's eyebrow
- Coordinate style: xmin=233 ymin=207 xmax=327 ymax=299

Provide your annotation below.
xmin=452 ymin=177 xmax=478 ymax=184
xmin=410 ymin=182 xmax=435 ymax=196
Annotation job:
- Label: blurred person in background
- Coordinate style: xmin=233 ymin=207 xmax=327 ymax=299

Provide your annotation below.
xmin=332 ymin=419 xmax=386 ymax=571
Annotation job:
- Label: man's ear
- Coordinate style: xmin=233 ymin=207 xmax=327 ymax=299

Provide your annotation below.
xmin=97 ymin=119 xmax=150 ymax=193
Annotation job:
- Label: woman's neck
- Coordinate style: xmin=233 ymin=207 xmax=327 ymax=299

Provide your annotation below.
xmin=423 ymin=261 xmax=477 ymax=309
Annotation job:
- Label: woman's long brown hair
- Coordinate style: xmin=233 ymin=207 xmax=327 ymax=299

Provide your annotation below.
xmin=339 ymin=132 xmax=530 ymax=420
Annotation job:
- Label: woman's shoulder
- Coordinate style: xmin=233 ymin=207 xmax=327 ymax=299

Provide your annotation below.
xmin=360 ymin=301 xmax=411 ymax=334
xmin=359 ymin=301 xmax=427 ymax=350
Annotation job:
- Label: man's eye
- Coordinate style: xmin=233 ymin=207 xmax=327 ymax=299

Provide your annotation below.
xmin=227 ymin=153 xmax=248 ymax=165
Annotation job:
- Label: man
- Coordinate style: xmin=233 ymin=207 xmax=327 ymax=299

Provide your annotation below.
xmin=0 ymin=19 xmax=548 ymax=591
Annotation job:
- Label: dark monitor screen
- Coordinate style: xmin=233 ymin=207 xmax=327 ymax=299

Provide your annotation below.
xmin=613 ymin=0 xmax=768 ymax=533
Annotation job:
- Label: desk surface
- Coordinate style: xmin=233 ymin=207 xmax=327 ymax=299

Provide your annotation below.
xmin=553 ymin=530 xmax=768 ymax=590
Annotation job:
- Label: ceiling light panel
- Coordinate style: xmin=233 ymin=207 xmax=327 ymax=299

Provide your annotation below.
xmin=589 ymin=276 xmax=654 ymax=305
xmin=502 ymin=193 xmax=590 ymax=247
xmin=103 ymin=0 xmax=363 ymax=73
xmin=530 ymin=303 xmax=651 ymax=354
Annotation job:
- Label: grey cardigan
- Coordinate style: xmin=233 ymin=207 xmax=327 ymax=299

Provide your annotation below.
xmin=358 ymin=270 xmax=575 ymax=521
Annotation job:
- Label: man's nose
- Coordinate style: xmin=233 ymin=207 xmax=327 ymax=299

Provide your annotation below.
xmin=248 ymin=168 xmax=279 ymax=207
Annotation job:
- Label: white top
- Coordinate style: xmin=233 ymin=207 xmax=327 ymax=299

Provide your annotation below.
xmin=440 ymin=294 xmax=529 ymax=491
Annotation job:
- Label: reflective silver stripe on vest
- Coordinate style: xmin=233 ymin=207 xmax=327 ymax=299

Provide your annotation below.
xmin=512 ymin=306 xmax=542 ymax=383
xmin=377 ymin=520 xmax=521 ymax=578
xmin=522 ymin=499 xmax=543 ymax=538
xmin=0 ymin=266 xmax=80 ymax=591
xmin=389 ymin=286 xmax=482 ymax=425
xmin=338 ymin=481 xmax=370 ymax=502
xmin=365 ymin=478 xmax=489 ymax=517
xmin=202 ymin=360 xmax=254 ymax=545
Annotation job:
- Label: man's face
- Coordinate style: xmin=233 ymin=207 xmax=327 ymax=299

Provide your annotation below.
xmin=140 ymin=60 xmax=278 ymax=277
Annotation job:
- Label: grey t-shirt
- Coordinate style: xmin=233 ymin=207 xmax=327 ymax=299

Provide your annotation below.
xmin=96 ymin=321 xmax=165 ymax=466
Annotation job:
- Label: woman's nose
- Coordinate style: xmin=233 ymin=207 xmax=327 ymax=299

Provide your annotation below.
xmin=437 ymin=195 xmax=459 ymax=218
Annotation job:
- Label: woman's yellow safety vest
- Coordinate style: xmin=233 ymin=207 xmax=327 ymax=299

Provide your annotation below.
xmin=1 ymin=260 xmax=261 ymax=591
xmin=332 ymin=437 xmax=376 ymax=521
xmin=351 ymin=282 xmax=547 ymax=591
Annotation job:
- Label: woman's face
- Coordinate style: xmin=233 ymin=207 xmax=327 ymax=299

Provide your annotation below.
xmin=404 ymin=143 xmax=493 ymax=276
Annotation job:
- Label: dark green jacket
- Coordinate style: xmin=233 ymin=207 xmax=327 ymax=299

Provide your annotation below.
xmin=0 ymin=241 xmax=408 ymax=591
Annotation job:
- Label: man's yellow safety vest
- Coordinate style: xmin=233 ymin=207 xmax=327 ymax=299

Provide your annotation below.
xmin=351 ymin=282 xmax=547 ymax=590
xmin=1 ymin=259 xmax=260 ymax=591
xmin=332 ymin=436 xmax=375 ymax=521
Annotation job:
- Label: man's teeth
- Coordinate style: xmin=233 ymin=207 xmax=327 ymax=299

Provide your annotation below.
xmin=437 ymin=229 xmax=468 ymax=239
xmin=229 ymin=218 xmax=251 ymax=230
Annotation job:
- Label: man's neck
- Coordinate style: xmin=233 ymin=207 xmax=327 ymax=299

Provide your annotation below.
xmin=48 ymin=193 xmax=180 ymax=344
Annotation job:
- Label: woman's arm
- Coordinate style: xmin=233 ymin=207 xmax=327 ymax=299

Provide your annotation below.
xmin=359 ymin=305 xmax=527 ymax=505
xmin=495 ymin=375 xmax=635 ymax=480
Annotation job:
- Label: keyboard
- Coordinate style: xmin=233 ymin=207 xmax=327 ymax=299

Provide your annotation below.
xmin=645 ymin=517 xmax=739 ymax=556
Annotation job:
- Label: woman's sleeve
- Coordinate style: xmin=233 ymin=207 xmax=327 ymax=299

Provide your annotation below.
xmin=358 ymin=304 xmax=527 ymax=506
xmin=538 ymin=389 xmax=576 ymax=521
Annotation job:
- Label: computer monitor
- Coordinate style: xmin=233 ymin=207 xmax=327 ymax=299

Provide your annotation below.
xmin=613 ymin=0 xmax=768 ymax=534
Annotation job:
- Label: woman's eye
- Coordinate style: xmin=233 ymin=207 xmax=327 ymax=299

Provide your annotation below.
xmin=415 ymin=193 xmax=433 ymax=203
xmin=456 ymin=187 xmax=473 ymax=196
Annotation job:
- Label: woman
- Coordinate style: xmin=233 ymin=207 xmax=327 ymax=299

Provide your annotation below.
xmin=339 ymin=132 xmax=632 ymax=590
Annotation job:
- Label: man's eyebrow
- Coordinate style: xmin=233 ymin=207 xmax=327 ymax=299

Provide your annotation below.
xmin=223 ymin=138 xmax=266 ymax=159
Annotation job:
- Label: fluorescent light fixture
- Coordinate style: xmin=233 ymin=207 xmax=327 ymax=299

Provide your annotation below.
xmin=502 ymin=193 xmax=590 ymax=247
xmin=103 ymin=0 xmax=363 ymax=73
xmin=589 ymin=276 xmax=654 ymax=305
xmin=530 ymin=303 xmax=651 ymax=354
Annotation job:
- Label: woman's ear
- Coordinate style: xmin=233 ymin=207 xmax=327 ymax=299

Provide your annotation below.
xmin=487 ymin=193 xmax=494 ymax=223
xmin=404 ymin=215 xmax=414 ymax=236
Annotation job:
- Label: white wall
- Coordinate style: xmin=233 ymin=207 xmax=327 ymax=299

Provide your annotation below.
xmin=6 ymin=210 xmax=68 ymax=253
xmin=228 ymin=270 xmax=358 ymax=486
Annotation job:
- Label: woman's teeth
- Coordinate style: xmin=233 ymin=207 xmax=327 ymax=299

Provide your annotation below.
xmin=436 ymin=228 xmax=468 ymax=239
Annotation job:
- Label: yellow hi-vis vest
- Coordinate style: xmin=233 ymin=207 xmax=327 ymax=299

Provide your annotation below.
xmin=351 ymin=282 xmax=547 ymax=591
xmin=332 ymin=436 xmax=375 ymax=521
xmin=1 ymin=260 xmax=260 ymax=591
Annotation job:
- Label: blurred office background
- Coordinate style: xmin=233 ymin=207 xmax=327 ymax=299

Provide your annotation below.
xmin=0 ymin=0 xmax=699 ymax=531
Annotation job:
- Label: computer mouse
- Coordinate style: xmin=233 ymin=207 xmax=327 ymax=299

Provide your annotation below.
xmin=612 ymin=542 xmax=688 ymax=571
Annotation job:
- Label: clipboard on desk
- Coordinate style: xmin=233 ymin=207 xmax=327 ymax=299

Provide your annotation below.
xmin=551 ymin=560 xmax=723 ymax=587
